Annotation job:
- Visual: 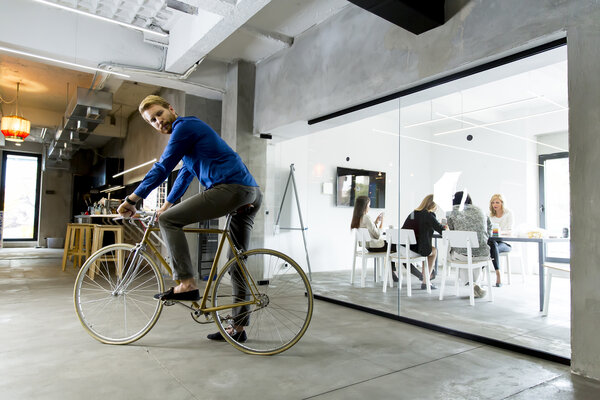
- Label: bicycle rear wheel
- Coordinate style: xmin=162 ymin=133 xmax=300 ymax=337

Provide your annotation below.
xmin=211 ymin=249 xmax=313 ymax=355
xmin=74 ymin=244 xmax=164 ymax=344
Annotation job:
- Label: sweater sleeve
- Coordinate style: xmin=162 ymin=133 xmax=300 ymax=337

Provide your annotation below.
xmin=428 ymin=211 xmax=444 ymax=234
xmin=363 ymin=214 xmax=381 ymax=240
xmin=166 ymin=166 xmax=194 ymax=204
xmin=133 ymin=120 xmax=195 ymax=199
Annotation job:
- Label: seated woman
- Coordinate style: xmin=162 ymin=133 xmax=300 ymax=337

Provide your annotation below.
xmin=488 ymin=193 xmax=513 ymax=287
xmin=401 ymin=194 xmax=446 ymax=290
xmin=446 ymin=191 xmax=491 ymax=298
xmin=350 ymin=195 xmax=397 ymax=280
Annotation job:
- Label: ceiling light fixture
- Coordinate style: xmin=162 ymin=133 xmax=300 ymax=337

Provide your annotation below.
xmin=0 ymin=46 xmax=130 ymax=78
xmin=433 ymin=108 xmax=568 ymax=137
xmin=1 ymin=82 xmax=30 ymax=142
xmin=32 ymin=0 xmax=168 ymax=37
xmin=372 ymin=129 xmax=544 ymax=167
xmin=434 ymin=111 xmax=568 ymax=152
xmin=100 ymin=185 xmax=125 ymax=193
xmin=403 ymin=96 xmax=542 ymax=129
xmin=112 ymin=158 xmax=157 ymax=178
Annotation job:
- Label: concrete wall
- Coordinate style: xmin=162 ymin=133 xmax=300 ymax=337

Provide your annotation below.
xmin=252 ymin=0 xmax=600 ymax=380
xmin=567 ymin=17 xmax=600 ymax=381
xmin=222 ymin=61 xmax=267 ymax=250
xmin=39 ymin=168 xmax=73 ymax=247
xmin=255 ymin=1 xmax=584 ymax=132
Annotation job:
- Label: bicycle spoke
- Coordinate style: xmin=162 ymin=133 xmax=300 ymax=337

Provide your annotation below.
xmin=74 ymin=244 xmax=164 ymax=345
xmin=211 ymin=249 xmax=313 ymax=355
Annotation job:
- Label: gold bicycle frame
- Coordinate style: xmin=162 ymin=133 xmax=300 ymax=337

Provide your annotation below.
xmin=135 ymin=217 xmax=261 ymax=315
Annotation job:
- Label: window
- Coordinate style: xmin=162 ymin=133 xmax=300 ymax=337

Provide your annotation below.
xmin=1 ymin=152 xmax=42 ymax=241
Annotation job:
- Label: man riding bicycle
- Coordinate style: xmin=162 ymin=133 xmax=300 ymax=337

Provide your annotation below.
xmin=117 ymin=95 xmax=262 ymax=343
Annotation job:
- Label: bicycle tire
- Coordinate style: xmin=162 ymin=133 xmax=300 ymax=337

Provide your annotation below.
xmin=74 ymin=244 xmax=165 ymax=345
xmin=211 ymin=248 xmax=313 ymax=355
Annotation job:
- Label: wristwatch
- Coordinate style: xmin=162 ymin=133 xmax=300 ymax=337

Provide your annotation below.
xmin=125 ymin=196 xmax=137 ymax=206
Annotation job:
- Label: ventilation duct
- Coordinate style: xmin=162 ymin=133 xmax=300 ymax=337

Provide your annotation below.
xmin=64 ymin=88 xmax=112 ymax=133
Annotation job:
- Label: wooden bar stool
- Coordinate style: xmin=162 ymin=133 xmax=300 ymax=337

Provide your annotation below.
xmin=62 ymin=223 xmax=95 ymax=271
xmin=89 ymin=225 xmax=124 ymax=279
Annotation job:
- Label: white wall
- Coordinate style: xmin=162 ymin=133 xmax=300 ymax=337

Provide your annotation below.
xmin=264 ymin=115 xmax=399 ymax=273
xmin=265 ymin=106 xmax=558 ymax=274
xmin=427 ymin=128 xmax=539 ymax=228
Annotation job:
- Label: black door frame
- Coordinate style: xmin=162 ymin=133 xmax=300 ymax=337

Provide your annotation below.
xmin=538 ymin=151 xmax=569 ymax=263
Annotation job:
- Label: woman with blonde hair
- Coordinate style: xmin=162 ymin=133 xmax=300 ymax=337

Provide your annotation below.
xmin=401 ymin=194 xmax=446 ymax=290
xmin=488 ymin=193 xmax=513 ymax=287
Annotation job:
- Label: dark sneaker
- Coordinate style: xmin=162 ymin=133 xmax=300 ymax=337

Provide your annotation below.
xmin=421 ymin=283 xmax=437 ymax=290
xmin=207 ymin=330 xmax=247 ymax=343
xmin=153 ymin=287 xmax=200 ymax=301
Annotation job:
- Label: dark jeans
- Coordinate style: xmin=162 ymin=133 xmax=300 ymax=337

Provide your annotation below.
xmin=488 ymin=239 xmax=512 ymax=271
xmin=159 ymin=184 xmax=262 ymax=326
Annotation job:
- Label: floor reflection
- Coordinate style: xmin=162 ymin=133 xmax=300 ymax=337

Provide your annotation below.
xmin=311 ymin=268 xmax=570 ymax=359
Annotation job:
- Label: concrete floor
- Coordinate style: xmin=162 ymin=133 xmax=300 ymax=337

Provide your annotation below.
xmin=311 ymin=266 xmax=571 ymax=358
xmin=1 ymin=249 xmax=600 ymax=400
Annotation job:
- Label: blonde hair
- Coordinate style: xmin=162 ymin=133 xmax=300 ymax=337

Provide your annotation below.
xmin=138 ymin=95 xmax=171 ymax=115
xmin=415 ymin=194 xmax=437 ymax=212
xmin=489 ymin=194 xmax=505 ymax=216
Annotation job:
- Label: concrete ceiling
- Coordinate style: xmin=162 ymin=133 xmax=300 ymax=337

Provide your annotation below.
xmin=0 ymin=0 xmax=351 ymax=150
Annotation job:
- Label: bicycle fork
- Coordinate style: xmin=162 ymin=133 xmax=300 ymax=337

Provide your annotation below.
xmin=112 ymin=244 xmax=146 ymax=295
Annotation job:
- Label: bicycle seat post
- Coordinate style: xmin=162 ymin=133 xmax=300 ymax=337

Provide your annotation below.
xmin=223 ymin=213 xmax=233 ymax=232
xmin=223 ymin=204 xmax=253 ymax=233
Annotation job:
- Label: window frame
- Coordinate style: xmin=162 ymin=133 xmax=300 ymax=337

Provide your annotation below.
xmin=0 ymin=151 xmax=42 ymax=242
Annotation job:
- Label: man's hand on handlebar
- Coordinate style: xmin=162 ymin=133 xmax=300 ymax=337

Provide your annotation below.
xmin=117 ymin=201 xmax=137 ymax=218
xmin=118 ymin=193 xmax=141 ymax=218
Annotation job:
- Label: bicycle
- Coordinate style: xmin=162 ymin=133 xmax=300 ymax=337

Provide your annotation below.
xmin=73 ymin=210 xmax=313 ymax=355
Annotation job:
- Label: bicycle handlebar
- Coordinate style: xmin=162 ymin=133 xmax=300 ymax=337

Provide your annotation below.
xmin=114 ymin=210 xmax=157 ymax=227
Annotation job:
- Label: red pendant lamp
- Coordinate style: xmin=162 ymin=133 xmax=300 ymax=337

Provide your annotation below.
xmin=1 ymin=82 xmax=30 ymax=142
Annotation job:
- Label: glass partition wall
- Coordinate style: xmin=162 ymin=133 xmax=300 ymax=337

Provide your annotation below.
xmin=267 ymin=44 xmax=569 ymax=360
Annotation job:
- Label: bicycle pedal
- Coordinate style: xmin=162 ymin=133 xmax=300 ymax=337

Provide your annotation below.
xmin=163 ymin=300 xmax=176 ymax=306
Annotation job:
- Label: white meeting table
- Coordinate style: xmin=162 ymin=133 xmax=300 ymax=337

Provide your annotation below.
xmin=434 ymin=234 xmax=570 ymax=311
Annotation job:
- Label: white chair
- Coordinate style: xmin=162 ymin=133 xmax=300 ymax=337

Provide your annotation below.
xmin=542 ymin=262 xmax=570 ymax=316
xmin=439 ymin=230 xmax=494 ymax=306
xmin=351 ymin=228 xmax=386 ymax=288
xmin=499 ymin=251 xmax=512 ymax=284
xmin=498 ymin=243 xmax=527 ymax=284
xmin=382 ymin=229 xmax=430 ymax=295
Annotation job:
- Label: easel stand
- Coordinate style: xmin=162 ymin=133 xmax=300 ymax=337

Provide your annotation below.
xmin=275 ymin=164 xmax=312 ymax=280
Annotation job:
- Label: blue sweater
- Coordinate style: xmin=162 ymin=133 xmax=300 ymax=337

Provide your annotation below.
xmin=134 ymin=116 xmax=257 ymax=203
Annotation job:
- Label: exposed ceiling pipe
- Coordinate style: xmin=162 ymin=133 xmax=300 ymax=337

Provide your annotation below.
xmin=96 ymin=58 xmax=224 ymax=94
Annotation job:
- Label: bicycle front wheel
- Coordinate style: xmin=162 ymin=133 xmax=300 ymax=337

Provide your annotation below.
xmin=74 ymin=244 xmax=165 ymax=345
xmin=212 ymin=249 xmax=313 ymax=355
